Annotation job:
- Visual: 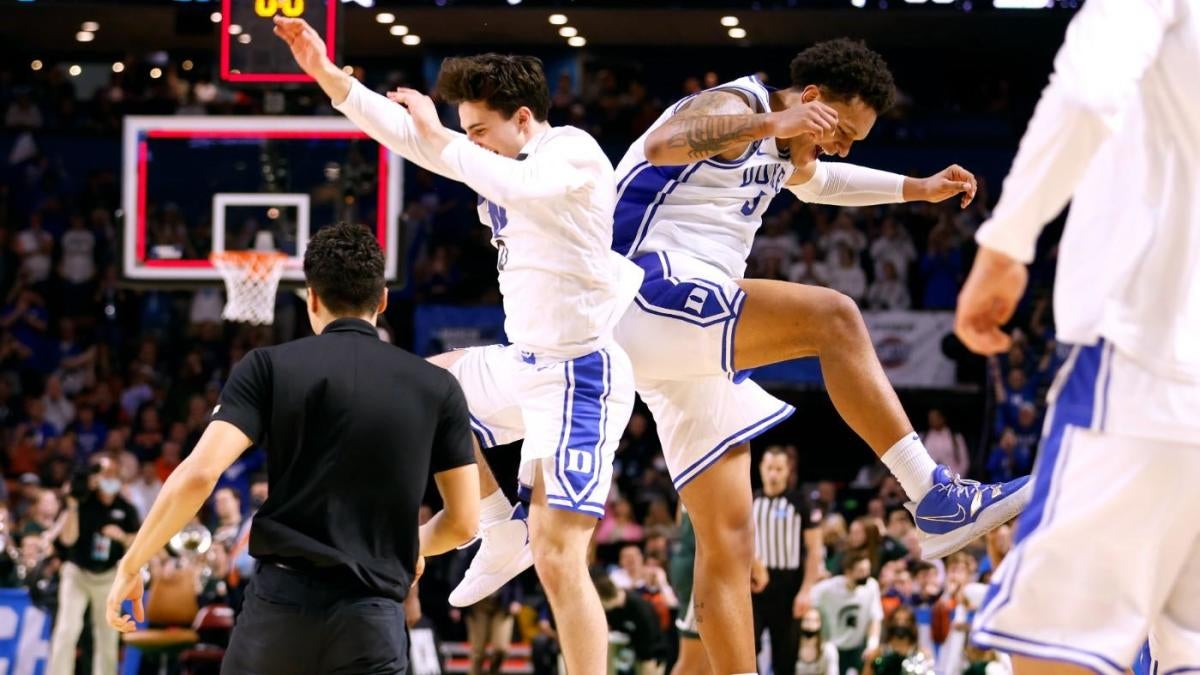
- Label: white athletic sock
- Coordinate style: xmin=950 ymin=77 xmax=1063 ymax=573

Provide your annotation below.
xmin=881 ymin=432 xmax=938 ymax=501
xmin=480 ymin=489 xmax=514 ymax=528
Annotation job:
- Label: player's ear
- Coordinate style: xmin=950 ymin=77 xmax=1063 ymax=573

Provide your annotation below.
xmin=306 ymin=286 xmax=320 ymax=315
xmin=376 ymin=288 xmax=388 ymax=315
xmin=800 ymin=84 xmax=822 ymax=104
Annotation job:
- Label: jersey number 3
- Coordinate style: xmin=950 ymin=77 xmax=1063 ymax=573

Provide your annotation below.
xmin=741 ymin=191 xmax=766 ymax=216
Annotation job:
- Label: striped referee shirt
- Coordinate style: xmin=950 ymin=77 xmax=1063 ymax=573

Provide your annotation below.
xmin=753 ymin=490 xmax=822 ymax=571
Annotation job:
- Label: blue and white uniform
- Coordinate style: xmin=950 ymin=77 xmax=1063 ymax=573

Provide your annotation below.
xmin=334 ymin=80 xmax=642 ymax=517
xmin=611 ymin=75 xmax=798 ymax=490
xmin=969 ymin=0 xmax=1200 ymax=670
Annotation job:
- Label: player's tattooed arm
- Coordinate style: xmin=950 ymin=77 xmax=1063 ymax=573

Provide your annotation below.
xmin=644 ymin=90 xmax=771 ymax=166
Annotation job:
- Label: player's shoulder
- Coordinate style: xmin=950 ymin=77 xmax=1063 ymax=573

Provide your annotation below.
xmin=541 ymin=125 xmax=607 ymax=156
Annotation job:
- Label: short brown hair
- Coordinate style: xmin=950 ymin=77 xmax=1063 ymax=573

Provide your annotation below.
xmin=436 ymin=54 xmax=550 ymax=121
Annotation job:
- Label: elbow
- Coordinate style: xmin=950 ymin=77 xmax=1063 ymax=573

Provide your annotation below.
xmin=642 ymin=132 xmax=676 ymax=167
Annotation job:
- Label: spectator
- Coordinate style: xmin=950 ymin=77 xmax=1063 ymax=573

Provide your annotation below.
xmin=641 ymin=498 xmax=675 ymax=539
xmin=210 ymin=486 xmax=242 ymax=548
xmin=1012 ymin=403 xmax=1041 ymax=452
xmin=592 ymin=568 xmax=667 ymax=675
xmin=466 ymin=580 xmax=523 ymax=675
xmin=921 ymin=408 xmax=970 ymax=478
xmin=15 ymin=213 xmax=54 ymax=285
xmin=826 ymin=244 xmax=867 ymax=304
xmin=58 ymin=213 xmax=97 ymax=289
xmin=18 ymin=488 xmax=61 ymax=538
xmin=811 ymin=551 xmax=884 ymax=675
xmin=869 ymin=217 xmax=917 ymax=283
xmin=750 ymin=217 xmax=800 ymax=274
xmin=46 ymin=455 xmax=140 ymax=675
xmin=154 ymin=440 xmax=182 ymax=482
xmin=991 ymin=360 xmax=1039 ymax=431
xmin=867 ymin=260 xmax=911 ymax=310
xmin=596 ymin=497 xmax=645 ymax=546
xmin=130 ymin=404 xmax=165 ymax=460
xmin=5 ymin=91 xmax=44 ymax=129
xmin=986 ymin=428 xmax=1034 ymax=483
xmin=932 ymin=553 xmax=979 ymax=674
xmin=789 ymin=241 xmax=831 ymax=287
xmin=125 ymin=460 xmax=162 ymax=521
xmin=71 ymin=405 xmax=108 ymax=460
xmin=862 ymin=605 xmax=933 ymax=675
xmin=531 ymin=601 xmax=561 ymax=675
xmin=53 ymin=320 xmax=96 ymax=395
xmin=796 ymin=607 xmax=840 ymax=675
xmin=40 ymin=375 xmax=75 ymax=434
xmin=880 ymin=561 xmax=914 ymax=616
xmin=918 ymin=226 xmax=962 ymax=309
xmin=821 ymin=212 xmax=867 ymax=258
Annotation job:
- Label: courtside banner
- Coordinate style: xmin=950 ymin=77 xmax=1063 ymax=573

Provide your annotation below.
xmin=864 ymin=311 xmax=957 ymax=388
xmin=0 ymin=589 xmax=50 ymax=675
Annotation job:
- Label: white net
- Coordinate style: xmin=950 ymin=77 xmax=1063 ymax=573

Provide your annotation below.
xmin=211 ymin=251 xmax=288 ymax=325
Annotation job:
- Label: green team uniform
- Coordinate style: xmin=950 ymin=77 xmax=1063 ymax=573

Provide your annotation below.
xmin=670 ymin=509 xmax=699 ymax=639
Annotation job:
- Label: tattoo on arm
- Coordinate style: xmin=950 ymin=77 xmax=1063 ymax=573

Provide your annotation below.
xmin=665 ymin=115 xmax=761 ymax=159
xmin=660 ymin=90 xmax=763 ymax=160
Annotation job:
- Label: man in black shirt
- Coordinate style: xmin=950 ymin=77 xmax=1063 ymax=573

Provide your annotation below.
xmin=46 ymin=455 xmax=140 ymax=675
xmin=593 ymin=568 xmax=666 ymax=675
xmin=106 ymin=223 xmax=480 ymax=675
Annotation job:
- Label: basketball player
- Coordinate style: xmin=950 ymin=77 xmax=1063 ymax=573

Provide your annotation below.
xmin=456 ymin=39 xmax=1033 ymax=673
xmin=275 ymin=16 xmax=644 ymax=674
xmin=958 ymin=1 xmax=1200 ymax=672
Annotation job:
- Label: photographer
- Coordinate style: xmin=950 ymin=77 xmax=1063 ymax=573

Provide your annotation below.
xmin=46 ymin=455 xmax=141 ymax=675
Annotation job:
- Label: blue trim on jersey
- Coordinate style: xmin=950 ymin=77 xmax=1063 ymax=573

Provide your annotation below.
xmin=702 ymin=141 xmax=763 ymax=169
xmin=617 ymin=160 xmax=650 ymax=195
xmin=1162 ymin=668 xmax=1200 ymax=675
xmin=546 ymin=497 xmax=606 ymax=518
xmin=517 ymin=482 xmax=532 ymax=503
xmin=613 ymin=163 xmax=704 ymax=257
xmin=469 ymin=413 xmax=498 ymax=449
xmin=477 ymin=196 xmax=509 ymax=237
xmin=632 ymin=252 xmax=738 ymax=328
xmin=972 ymin=629 xmax=1123 ymax=675
xmin=552 ymin=350 xmax=610 ymax=507
xmin=721 ymin=287 xmax=748 ymax=378
xmin=673 ymin=403 xmax=795 ymax=490
xmin=977 ymin=341 xmax=1111 ymax=636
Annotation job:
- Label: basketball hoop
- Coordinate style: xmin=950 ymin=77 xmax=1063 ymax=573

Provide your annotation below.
xmin=211 ymin=250 xmax=288 ymax=325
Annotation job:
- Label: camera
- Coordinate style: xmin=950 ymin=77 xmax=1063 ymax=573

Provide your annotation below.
xmin=68 ymin=463 xmax=102 ymax=501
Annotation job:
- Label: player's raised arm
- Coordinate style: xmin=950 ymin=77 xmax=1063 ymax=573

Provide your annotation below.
xmin=644 ymin=90 xmax=838 ymax=166
xmin=272 ymin=15 xmax=462 ymax=179
xmin=787 ymin=162 xmax=977 ymax=209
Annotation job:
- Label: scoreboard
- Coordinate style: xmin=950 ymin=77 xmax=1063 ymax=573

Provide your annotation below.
xmin=220 ymin=0 xmax=341 ymax=83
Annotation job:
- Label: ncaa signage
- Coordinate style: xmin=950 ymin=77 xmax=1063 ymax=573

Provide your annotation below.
xmin=0 ymin=590 xmax=51 ymax=675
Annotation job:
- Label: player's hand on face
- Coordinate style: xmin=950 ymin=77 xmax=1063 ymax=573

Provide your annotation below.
xmin=272 ymin=15 xmax=330 ymax=76
xmin=772 ymin=100 xmax=838 ymax=142
xmin=105 ymin=566 xmax=145 ymax=632
xmin=955 ymin=246 xmax=1027 ymax=355
xmin=386 ymin=88 xmax=444 ymax=138
xmin=918 ymin=164 xmax=978 ymax=208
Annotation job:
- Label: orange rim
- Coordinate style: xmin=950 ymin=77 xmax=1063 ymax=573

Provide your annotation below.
xmin=210 ymin=251 xmax=288 ymax=281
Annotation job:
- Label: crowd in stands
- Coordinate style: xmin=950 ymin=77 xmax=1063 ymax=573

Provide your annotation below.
xmin=0 ymin=55 xmax=1061 ymax=674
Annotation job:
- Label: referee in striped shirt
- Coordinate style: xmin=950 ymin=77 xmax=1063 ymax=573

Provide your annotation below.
xmin=752 ymin=446 xmax=825 ymax=675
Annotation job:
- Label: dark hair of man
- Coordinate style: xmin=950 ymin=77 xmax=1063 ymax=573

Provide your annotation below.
xmin=437 ymin=54 xmax=551 ymax=121
xmin=789 ymin=38 xmax=897 ymax=113
xmin=302 ymin=223 xmax=385 ymax=316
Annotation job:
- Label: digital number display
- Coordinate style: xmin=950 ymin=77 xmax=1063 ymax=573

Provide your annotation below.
xmin=220 ymin=0 xmax=339 ymax=83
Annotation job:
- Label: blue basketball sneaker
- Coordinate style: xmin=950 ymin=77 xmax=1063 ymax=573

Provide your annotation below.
xmin=908 ymin=466 xmax=1032 ymax=560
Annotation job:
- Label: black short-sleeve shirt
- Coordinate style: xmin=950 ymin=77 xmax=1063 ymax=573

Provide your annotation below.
xmin=212 ymin=318 xmax=475 ymax=601
xmin=65 ymin=493 xmax=141 ymax=572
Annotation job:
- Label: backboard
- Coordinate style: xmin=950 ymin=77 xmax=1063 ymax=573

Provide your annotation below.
xmin=121 ymin=115 xmax=402 ymax=284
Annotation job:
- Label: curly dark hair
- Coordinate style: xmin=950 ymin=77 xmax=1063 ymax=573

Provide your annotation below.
xmin=436 ymin=54 xmax=550 ymax=121
xmin=302 ymin=223 xmax=385 ymax=316
xmin=790 ymin=38 xmax=896 ymax=113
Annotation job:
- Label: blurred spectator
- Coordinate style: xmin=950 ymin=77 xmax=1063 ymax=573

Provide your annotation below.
xmin=154 ymin=440 xmax=182 ymax=482
xmin=811 ymin=551 xmax=884 ymax=675
xmin=596 ymin=497 xmax=645 ymax=546
xmin=531 ymin=601 xmax=560 ymax=675
xmin=880 ymin=561 xmax=914 ymax=616
xmin=986 ymin=428 xmax=1033 ymax=483
xmin=826 ymin=244 xmax=867 ymax=305
xmin=592 ymin=568 xmax=667 ymax=675
xmin=15 ymin=213 xmax=53 ymax=285
xmin=58 ymin=213 xmax=97 ymax=289
xmin=5 ymin=91 xmax=44 ymax=129
xmin=750 ymin=218 xmax=800 ymax=274
xmin=866 ymin=260 xmax=911 ymax=310
xmin=18 ymin=488 xmax=60 ymax=538
xmin=921 ymin=409 xmax=970 ymax=478
xmin=796 ymin=607 xmax=840 ymax=675
xmin=40 ymin=375 xmax=75 ymax=434
xmin=789 ymin=241 xmax=830 ymax=287
xmin=210 ymin=486 xmax=242 ymax=548
xmin=466 ymin=580 xmax=523 ymax=675
xmin=918 ymin=226 xmax=962 ymax=309
xmin=71 ymin=405 xmax=108 ymax=460
xmin=46 ymin=455 xmax=140 ymax=675
xmin=862 ymin=605 xmax=933 ymax=675
xmin=610 ymin=544 xmax=678 ymax=632
xmin=869 ymin=217 xmax=917 ymax=283
xmin=126 ymin=459 xmax=162 ymax=521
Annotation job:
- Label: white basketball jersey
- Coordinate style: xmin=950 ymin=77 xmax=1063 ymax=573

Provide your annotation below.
xmin=613 ymin=76 xmax=796 ymax=279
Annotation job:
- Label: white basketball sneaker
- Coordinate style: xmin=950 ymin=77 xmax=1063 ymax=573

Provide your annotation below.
xmin=448 ymin=503 xmax=534 ymax=608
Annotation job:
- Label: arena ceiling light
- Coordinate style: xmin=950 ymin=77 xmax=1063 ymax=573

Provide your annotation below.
xmin=75 ymin=31 xmax=95 ymax=42
xmin=238 ymin=33 xmax=252 ymax=44
xmin=720 ymin=16 xmax=739 ymax=27
xmin=182 ymin=60 xmax=194 ymax=71
xmin=375 ymin=12 xmax=394 ymax=23
xmin=112 ymin=62 xmax=125 ymax=73
xmin=851 ymin=0 xmax=867 ymax=6
xmin=558 ymin=26 xmax=578 ymax=37
xmin=69 ymin=65 xmax=82 ymax=77
xmin=402 ymin=34 xmax=421 ymax=46
xmin=507 ymin=0 xmax=522 ymax=4
xmin=210 ymin=11 xmax=222 ymax=23
xmin=149 ymin=67 xmax=163 ymax=79
xmin=548 ymin=14 xmax=568 ymax=25
xmin=567 ymin=36 xmax=586 ymax=47
xmin=993 ymin=0 xmax=1051 ymax=6
xmin=728 ymin=27 xmax=747 ymax=39
xmin=229 ymin=24 xmax=243 ymax=35
xmin=389 ymin=24 xmax=409 ymax=36
xmin=31 ymin=60 xmax=43 ymax=71
xmin=81 ymin=21 xmax=100 ymax=32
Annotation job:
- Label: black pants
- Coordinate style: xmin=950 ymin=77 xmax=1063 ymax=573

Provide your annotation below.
xmin=753 ymin=568 xmax=803 ymax=675
xmin=221 ymin=564 xmax=408 ymax=675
